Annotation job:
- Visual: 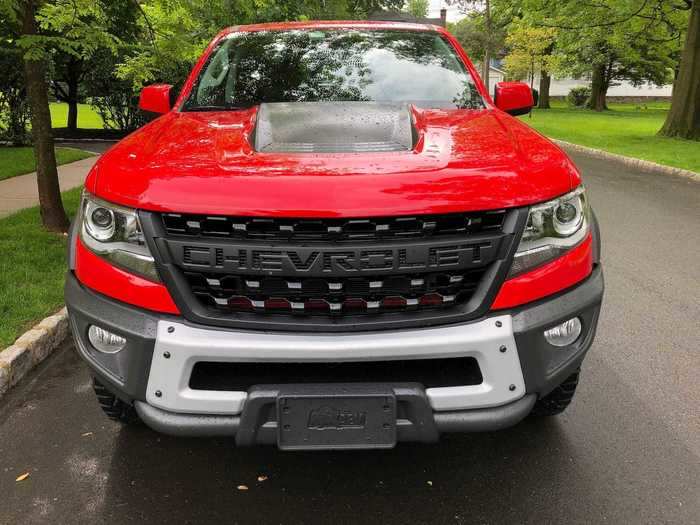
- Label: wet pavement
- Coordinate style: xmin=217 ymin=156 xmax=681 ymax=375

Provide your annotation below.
xmin=1 ymin=152 xmax=699 ymax=524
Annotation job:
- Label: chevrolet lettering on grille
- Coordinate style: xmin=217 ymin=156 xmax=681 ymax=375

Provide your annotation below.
xmin=165 ymin=237 xmax=505 ymax=276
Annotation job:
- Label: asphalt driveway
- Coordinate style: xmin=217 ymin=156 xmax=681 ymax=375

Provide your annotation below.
xmin=0 ymin=152 xmax=698 ymax=524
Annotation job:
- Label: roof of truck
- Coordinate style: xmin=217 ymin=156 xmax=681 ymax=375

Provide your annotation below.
xmin=218 ymin=20 xmax=445 ymax=38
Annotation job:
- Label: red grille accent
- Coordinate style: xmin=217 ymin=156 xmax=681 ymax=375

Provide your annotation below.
xmin=228 ymin=296 xmax=253 ymax=311
xmin=419 ymin=293 xmax=444 ymax=306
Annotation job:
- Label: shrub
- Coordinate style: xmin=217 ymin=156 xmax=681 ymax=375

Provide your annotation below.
xmin=84 ymin=48 xmax=146 ymax=132
xmin=90 ymin=89 xmax=145 ymax=132
xmin=0 ymin=48 xmax=31 ymax=145
xmin=566 ymin=86 xmax=591 ymax=108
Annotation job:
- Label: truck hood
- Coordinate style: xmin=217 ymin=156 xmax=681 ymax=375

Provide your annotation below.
xmin=87 ymin=106 xmax=580 ymax=217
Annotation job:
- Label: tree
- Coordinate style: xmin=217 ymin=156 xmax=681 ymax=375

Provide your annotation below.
xmin=70 ymin=2 xmax=141 ymax=132
xmin=6 ymin=0 xmax=118 ymax=232
xmin=449 ymin=17 xmax=490 ymax=66
xmin=502 ymin=1 xmax=557 ymax=107
xmin=660 ymin=0 xmax=699 ymax=139
xmin=448 ymin=0 xmax=516 ymax=91
xmin=115 ymin=0 xmax=405 ymax=90
xmin=537 ymin=42 xmax=554 ymax=109
xmin=451 ymin=0 xmax=494 ymax=88
xmin=20 ymin=0 xmax=67 ymax=232
xmin=502 ymin=25 xmax=557 ymax=87
xmin=406 ymin=0 xmax=429 ymax=18
xmin=50 ymin=54 xmax=84 ymax=131
xmin=521 ymin=0 xmax=688 ymax=111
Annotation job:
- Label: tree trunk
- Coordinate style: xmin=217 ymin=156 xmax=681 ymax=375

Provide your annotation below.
xmin=659 ymin=1 xmax=699 ymax=140
xmin=66 ymin=59 xmax=81 ymax=131
xmin=587 ymin=63 xmax=609 ymax=111
xmin=22 ymin=0 xmax=69 ymax=233
xmin=67 ymin=100 xmax=78 ymax=130
xmin=482 ymin=50 xmax=491 ymax=94
xmin=538 ymin=70 xmax=551 ymax=109
xmin=482 ymin=0 xmax=491 ymax=94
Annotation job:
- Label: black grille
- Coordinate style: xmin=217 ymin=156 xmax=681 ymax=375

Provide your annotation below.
xmin=161 ymin=211 xmax=506 ymax=243
xmin=184 ymin=268 xmax=487 ymax=316
xmin=189 ymin=357 xmax=483 ymax=391
xmin=146 ymin=208 xmax=523 ymax=330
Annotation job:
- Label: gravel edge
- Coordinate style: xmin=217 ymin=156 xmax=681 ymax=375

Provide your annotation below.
xmin=553 ymin=140 xmax=700 ymax=182
xmin=0 ymin=308 xmax=69 ymax=399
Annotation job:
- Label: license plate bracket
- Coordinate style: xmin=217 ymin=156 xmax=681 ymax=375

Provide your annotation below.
xmin=277 ymin=387 xmax=397 ymax=450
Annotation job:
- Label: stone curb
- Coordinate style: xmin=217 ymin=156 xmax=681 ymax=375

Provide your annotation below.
xmin=553 ymin=140 xmax=700 ymax=182
xmin=0 ymin=308 xmax=69 ymax=398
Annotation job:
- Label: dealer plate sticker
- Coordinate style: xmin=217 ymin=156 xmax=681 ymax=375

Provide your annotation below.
xmin=277 ymin=394 xmax=396 ymax=450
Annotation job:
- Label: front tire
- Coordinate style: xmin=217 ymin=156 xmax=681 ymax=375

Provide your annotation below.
xmin=92 ymin=378 xmax=139 ymax=424
xmin=530 ymin=369 xmax=580 ymax=417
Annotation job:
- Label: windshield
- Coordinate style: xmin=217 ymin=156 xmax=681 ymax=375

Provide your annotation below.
xmin=183 ymin=29 xmax=483 ymax=111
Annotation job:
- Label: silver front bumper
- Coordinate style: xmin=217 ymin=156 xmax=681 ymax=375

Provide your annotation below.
xmin=145 ymin=314 xmax=526 ymax=415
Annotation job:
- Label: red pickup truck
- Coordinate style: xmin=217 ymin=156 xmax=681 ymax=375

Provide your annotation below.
xmin=66 ymin=21 xmax=603 ymax=450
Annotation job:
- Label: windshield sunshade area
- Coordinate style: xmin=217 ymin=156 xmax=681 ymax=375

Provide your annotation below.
xmin=183 ymin=29 xmax=483 ymax=111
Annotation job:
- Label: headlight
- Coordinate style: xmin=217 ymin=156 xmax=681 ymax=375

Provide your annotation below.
xmin=79 ymin=191 xmax=160 ymax=282
xmin=509 ymin=186 xmax=590 ymax=277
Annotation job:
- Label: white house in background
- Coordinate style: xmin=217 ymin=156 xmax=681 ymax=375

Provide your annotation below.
xmin=533 ymin=75 xmax=673 ymax=98
xmin=477 ymin=65 xmax=673 ymax=98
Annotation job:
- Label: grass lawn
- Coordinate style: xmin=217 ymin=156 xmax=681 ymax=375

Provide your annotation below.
xmin=50 ymin=102 xmax=104 ymax=129
xmin=0 ymin=146 xmax=94 ymax=182
xmin=0 ymin=187 xmax=81 ymax=348
xmin=519 ymin=100 xmax=700 ymax=173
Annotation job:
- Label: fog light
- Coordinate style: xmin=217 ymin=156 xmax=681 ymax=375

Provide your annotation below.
xmin=544 ymin=318 xmax=582 ymax=347
xmin=88 ymin=325 xmax=126 ymax=354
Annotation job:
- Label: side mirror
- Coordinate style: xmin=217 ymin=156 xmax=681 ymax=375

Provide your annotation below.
xmin=138 ymin=84 xmax=174 ymax=114
xmin=494 ymin=82 xmax=535 ymax=116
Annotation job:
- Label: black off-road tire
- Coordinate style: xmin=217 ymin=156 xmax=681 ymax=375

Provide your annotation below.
xmin=530 ymin=369 xmax=580 ymax=417
xmin=92 ymin=378 xmax=139 ymax=424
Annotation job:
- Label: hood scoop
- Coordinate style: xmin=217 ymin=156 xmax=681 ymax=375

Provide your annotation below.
xmin=253 ymin=102 xmax=415 ymax=153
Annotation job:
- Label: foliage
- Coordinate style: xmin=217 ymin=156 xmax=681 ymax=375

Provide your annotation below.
xmin=0 ymin=47 xmax=31 ymax=145
xmin=85 ymin=47 xmax=146 ymax=131
xmin=115 ymin=0 xmax=404 ymax=89
xmin=15 ymin=0 xmax=119 ymax=61
xmin=0 ymin=11 xmax=29 ymax=144
xmin=513 ymin=0 xmax=690 ymax=108
xmin=502 ymin=24 xmax=557 ymax=83
xmin=447 ymin=1 xmax=514 ymax=65
xmin=91 ymin=89 xmax=144 ymax=132
xmin=405 ymin=0 xmax=429 ymax=18
xmin=448 ymin=17 xmax=491 ymax=64
xmin=47 ymin=1 xmax=142 ymax=129
xmin=566 ymin=86 xmax=591 ymax=108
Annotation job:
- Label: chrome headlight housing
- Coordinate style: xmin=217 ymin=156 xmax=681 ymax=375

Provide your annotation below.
xmin=79 ymin=191 xmax=160 ymax=282
xmin=509 ymin=186 xmax=590 ymax=277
